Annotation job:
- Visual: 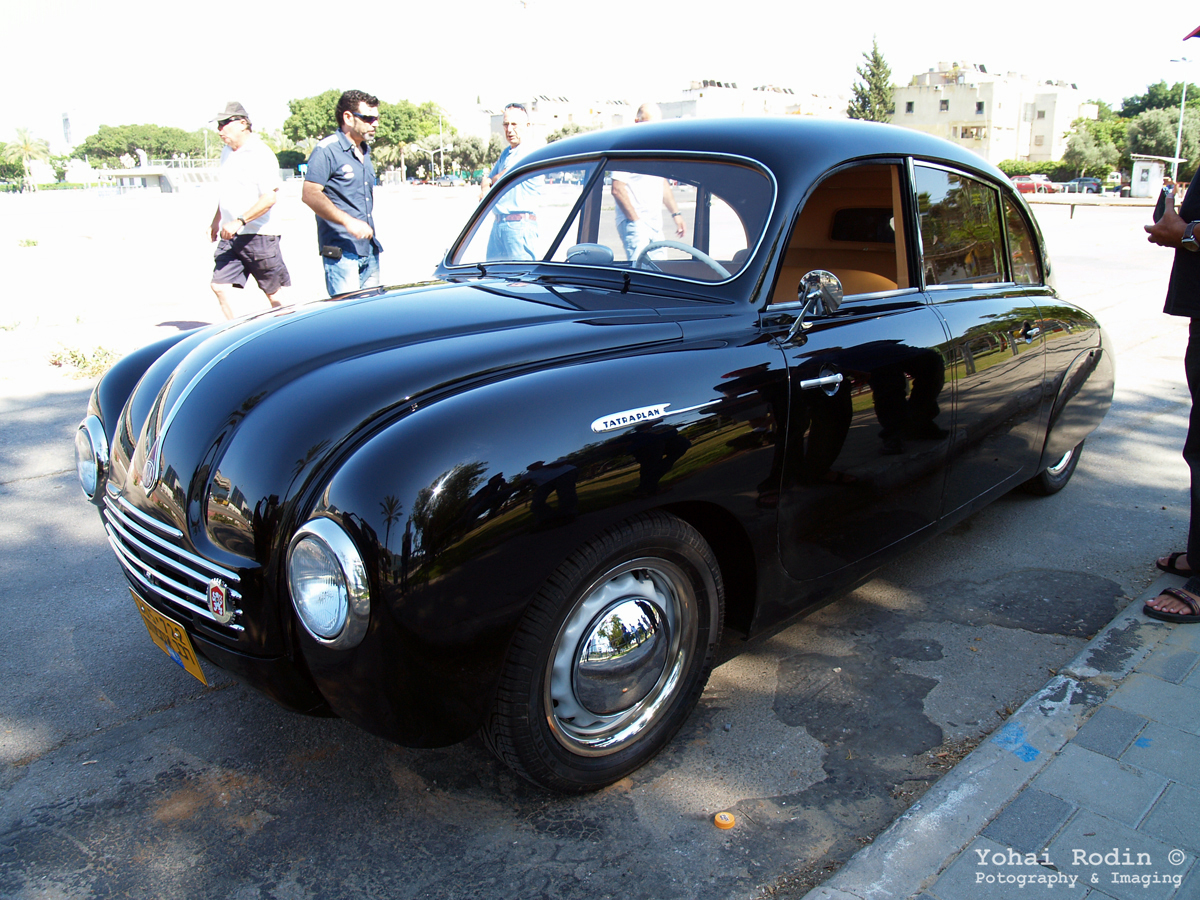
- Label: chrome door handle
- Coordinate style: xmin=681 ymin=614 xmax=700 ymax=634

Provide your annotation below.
xmin=799 ymin=373 xmax=843 ymax=391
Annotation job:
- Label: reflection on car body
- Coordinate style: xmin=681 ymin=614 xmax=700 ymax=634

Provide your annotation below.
xmin=75 ymin=118 xmax=1113 ymax=793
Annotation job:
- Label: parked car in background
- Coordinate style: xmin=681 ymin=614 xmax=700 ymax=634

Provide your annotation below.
xmin=435 ymin=174 xmax=467 ymax=187
xmin=1011 ymin=174 xmax=1057 ymax=194
xmin=1064 ymin=177 xmax=1103 ymax=194
xmin=76 ymin=118 xmax=1114 ymax=793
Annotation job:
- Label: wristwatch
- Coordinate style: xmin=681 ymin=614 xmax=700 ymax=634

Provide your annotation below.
xmin=1184 ymin=221 xmax=1200 ymax=252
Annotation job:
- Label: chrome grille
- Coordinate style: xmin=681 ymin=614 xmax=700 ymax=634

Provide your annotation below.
xmin=103 ymin=491 xmax=245 ymax=632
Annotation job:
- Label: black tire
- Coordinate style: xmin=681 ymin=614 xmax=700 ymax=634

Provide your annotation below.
xmin=484 ymin=511 xmax=724 ymax=793
xmin=1022 ymin=440 xmax=1083 ymax=496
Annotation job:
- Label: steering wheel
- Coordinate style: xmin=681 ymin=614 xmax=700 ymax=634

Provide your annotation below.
xmin=635 ymin=240 xmax=732 ymax=279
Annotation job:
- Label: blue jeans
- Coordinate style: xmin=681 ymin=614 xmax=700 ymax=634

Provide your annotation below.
xmin=619 ymin=219 xmax=664 ymax=262
xmin=323 ymin=249 xmax=380 ymax=297
xmin=487 ymin=217 xmax=538 ymax=261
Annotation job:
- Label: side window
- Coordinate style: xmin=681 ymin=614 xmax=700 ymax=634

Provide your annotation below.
xmin=913 ymin=165 xmax=1004 ymax=286
xmin=771 ymin=163 xmax=910 ymax=304
xmin=1003 ymin=197 xmax=1041 ymax=284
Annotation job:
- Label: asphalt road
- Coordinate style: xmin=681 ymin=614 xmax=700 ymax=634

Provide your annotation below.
xmin=0 ymin=190 xmax=1188 ymax=900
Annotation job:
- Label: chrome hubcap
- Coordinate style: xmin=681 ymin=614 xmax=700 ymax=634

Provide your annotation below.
xmin=546 ymin=559 xmax=695 ymax=756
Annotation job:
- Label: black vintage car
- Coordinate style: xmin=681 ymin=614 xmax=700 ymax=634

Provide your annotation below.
xmin=75 ymin=118 xmax=1113 ymax=792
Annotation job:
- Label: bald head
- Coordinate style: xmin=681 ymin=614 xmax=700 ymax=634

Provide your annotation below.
xmin=634 ymin=103 xmax=661 ymax=124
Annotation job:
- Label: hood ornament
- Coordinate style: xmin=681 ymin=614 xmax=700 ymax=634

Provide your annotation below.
xmin=142 ymin=435 xmax=162 ymax=494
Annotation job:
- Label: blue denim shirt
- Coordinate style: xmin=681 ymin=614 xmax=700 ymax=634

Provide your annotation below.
xmin=305 ymin=130 xmax=382 ymax=258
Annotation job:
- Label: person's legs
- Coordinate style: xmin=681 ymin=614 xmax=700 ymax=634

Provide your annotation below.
xmin=323 ymin=252 xmax=363 ymax=297
xmin=245 ymin=235 xmax=291 ymax=309
xmin=210 ymin=282 xmax=238 ymax=319
xmin=1148 ymin=317 xmax=1200 ymax=619
xmin=211 ymin=238 xmax=249 ymax=319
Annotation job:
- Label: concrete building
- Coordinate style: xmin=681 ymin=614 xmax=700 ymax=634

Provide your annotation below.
xmin=892 ymin=62 xmax=1098 ymax=165
xmin=485 ymin=81 xmax=849 ymax=141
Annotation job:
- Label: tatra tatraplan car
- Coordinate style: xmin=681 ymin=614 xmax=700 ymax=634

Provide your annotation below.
xmin=77 ymin=119 xmax=1113 ymax=792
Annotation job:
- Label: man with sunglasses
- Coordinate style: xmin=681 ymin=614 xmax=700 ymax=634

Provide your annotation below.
xmin=303 ymin=90 xmax=384 ymax=296
xmin=209 ymin=101 xmax=292 ymax=318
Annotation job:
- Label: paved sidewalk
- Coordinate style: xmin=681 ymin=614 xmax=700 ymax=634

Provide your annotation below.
xmin=804 ymin=575 xmax=1200 ymax=900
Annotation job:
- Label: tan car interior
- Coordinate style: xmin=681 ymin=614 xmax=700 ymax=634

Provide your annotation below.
xmin=771 ymin=164 xmax=910 ymax=304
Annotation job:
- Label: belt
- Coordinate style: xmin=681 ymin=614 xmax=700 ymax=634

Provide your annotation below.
xmin=496 ymin=213 xmax=536 ymax=222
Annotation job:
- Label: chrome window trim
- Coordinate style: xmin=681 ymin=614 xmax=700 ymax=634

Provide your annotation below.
xmin=442 ymin=150 xmax=779 ymax=290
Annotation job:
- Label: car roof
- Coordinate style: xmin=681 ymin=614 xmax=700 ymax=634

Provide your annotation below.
xmin=516 ymin=117 xmax=1009 ymax=186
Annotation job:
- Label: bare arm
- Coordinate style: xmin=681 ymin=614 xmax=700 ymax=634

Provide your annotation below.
xmin=662 ymin=181 xmax=686 ymax=238
xmin=611 ymin=179 xmax=638 ymax=221
xmin=302 ymin=181 xmax=373 ymax=240
xmin=217 ymin=189 xmax=280 ymax=240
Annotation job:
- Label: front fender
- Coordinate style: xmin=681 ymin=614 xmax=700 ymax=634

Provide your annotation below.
xmin=293 ymin=336 xmax=789 ymax=747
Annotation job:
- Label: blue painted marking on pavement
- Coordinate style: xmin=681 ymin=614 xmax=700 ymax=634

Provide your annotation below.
xmin=991 ymin=722 xmax=1041 ymax=761
xmin=1135 ymin=737 xmax=1152 ymax=748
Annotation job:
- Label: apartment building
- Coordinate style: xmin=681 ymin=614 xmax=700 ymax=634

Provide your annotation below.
xmin=892 ymin=62 xmax=1098 ymax=164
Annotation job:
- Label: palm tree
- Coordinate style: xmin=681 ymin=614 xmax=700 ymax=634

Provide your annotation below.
xmin=4 ymin=128 xmax=50 ymax=191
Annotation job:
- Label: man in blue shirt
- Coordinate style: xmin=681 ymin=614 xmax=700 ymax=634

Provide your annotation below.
xmin=480 ymin=103 xmax=542 ymax=260
xmin=303 ymin=90 xmax=383 ymax=296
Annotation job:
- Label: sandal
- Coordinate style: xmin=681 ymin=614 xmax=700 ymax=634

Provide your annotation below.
xmin=1144 ymin=579 xmax=1200 ymax=624
xmin=1156 ymin=552 xmax=1193 ymax=577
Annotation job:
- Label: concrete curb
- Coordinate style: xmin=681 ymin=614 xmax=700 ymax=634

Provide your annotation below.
xmin=799 ymin=576 xmax=1176 ymax=900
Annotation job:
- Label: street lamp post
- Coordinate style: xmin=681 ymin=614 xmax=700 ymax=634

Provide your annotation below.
xmin=1171 ymin=57 xmax=1191 ymax=182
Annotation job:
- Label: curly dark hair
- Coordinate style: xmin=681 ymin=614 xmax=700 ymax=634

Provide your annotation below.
xmin=337 ymin=89 xmax=381 ymax=126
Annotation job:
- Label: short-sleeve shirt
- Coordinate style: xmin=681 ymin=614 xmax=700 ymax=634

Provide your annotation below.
xmin=612 ymin=171 xmax=665 ymax=230
xmin=305 ymin=131 xmax=382 ymax=257
xmin=489 ymin=141 xmax=541 ymax=216
xmin=218 ymin=135 xmax=282 ymax=236
xmin=1166 ymin=167 xmax=1200 ymax=318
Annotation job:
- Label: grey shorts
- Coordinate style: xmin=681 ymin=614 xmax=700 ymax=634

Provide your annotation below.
xmin=212 ymin=234 xmax=292 ymax=294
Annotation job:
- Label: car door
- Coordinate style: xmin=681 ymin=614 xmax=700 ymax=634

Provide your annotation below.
xmin=764 ymin=161 xmax=955 ymax=588
xmin=910 ymin=162 xmax=1049 ymax=518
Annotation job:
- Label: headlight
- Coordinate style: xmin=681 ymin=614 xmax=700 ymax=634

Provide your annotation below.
xmin=75 ymin=416 xmax=109 ymax=503
xmin=286 ymin=518 xmax=370 ymax=649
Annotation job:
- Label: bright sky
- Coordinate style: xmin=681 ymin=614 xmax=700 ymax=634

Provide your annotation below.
xmin=5 ymin=0 xmax=1197 ymax=153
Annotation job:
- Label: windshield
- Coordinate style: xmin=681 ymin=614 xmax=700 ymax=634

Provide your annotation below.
xmin=450 ymin=157 xmax=773 ymax=283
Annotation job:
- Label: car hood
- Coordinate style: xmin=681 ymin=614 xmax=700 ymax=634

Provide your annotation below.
xmin=120 ymin=279 xmax=684 ymax=559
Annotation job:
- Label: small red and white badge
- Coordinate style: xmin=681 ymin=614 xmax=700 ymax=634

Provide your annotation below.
xmin=206 ymin=578 xmax=234 ymax=624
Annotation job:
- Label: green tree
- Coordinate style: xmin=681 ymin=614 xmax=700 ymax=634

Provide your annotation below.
xmin=71 ymin=124 xmax=206 ymax=164
xmin=451 ymin=134 xmax=486 ymax=173
xmin=1062 ymin=125 xmax=1119 ymax=177
xmin=546 ymin=123 xmax=598 ymax=143
xmin=486 ymin=133 xmax=505 ymax=169
xmin=1120 ymin=81 xmax=1200 ymax=118
xmin=4 ymin=128 xmax=51 ymax=189
xmin=846 ymin=37 xmax=894 ymax=123
xmin=283 ymin=89 xmax=341 ymax=142
xmin=1126 ymin=107 xmax=1200 ymax=168
xmin=0 ymin=144 xmax=23 ymax=183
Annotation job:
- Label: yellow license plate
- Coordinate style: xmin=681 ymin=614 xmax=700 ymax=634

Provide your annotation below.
xmin=131 ymin=591 xmax=208 ymax=685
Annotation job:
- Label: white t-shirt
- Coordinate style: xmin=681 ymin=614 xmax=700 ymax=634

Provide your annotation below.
xmin=612 ymin=171 xmax=665 ymax=233
xmin=218 ymin=135 xmax=282 ymax=236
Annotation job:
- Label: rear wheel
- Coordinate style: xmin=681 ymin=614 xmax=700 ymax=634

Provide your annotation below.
xmin=484 ymin=511 xmax=723 ymax=792
xmin=1022 ymin=440 xmax=1083 ymax=496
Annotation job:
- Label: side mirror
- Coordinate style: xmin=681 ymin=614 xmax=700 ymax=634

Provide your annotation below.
xmin=785 ymin=270 xmax=844 ymax=343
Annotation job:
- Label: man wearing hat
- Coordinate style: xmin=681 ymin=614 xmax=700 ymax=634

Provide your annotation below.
xmin=208 ymin=101 xmax=291 ymax=318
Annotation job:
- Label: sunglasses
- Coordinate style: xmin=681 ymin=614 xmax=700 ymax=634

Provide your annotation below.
xmin=217 ymin=117 xmax=244 ymax=129
xmin=352 ymin=112 xmax=380 ymax=124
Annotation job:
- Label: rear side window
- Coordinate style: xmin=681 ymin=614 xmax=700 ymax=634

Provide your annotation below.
xmin=913 ymin=165 xmax=1004 ymax=286
xmin=1003 ymin=197 xmax=1041 ymax=284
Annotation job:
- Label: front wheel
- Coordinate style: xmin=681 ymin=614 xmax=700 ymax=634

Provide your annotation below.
xmin=1022 ymin=440 xmax=1083 ymax=496
xmin=484 ymin=511 xmax=724 ymax=792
